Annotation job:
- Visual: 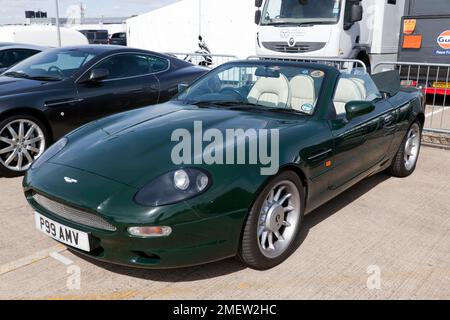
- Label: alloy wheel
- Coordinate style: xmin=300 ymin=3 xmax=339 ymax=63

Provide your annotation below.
xmin=257 ymin=180 xmax=301 ymax=259
xmin=404 ymin=123 xmax=421 ymax=171
xmin=0 ymin=119 xmax=46 ymax=172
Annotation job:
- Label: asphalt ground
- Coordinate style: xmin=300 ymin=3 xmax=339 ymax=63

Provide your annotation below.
xmin=0 ymin=146 xmax=449 ymax=300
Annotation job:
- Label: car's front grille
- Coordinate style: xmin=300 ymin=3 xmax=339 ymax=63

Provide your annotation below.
xmin=262 ymin=42 xmax=326 ymax=53
xmin=33 ymin=193 xmax=117 ymax=232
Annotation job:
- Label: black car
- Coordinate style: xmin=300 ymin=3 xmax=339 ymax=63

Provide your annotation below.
xmin=0 ymin=43 xmax=46 ymax=73
xmin=109 ymin=32 xmax=127 ymax=46
xmin=0 ymin=45 xmax=208 ymax=176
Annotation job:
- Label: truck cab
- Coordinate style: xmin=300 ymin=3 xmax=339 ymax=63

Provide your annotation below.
xmin=255 ymin=0 xmax=406 ymax=71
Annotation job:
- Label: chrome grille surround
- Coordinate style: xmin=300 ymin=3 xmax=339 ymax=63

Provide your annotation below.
xmin=33 ymin=193 xmax=117 ymax=232
xmin=262 ymin=42 xmax=326 ymax=53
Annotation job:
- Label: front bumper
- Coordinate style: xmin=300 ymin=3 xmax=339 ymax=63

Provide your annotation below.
xmin=24 ymin=164 xmax=247 ymax=269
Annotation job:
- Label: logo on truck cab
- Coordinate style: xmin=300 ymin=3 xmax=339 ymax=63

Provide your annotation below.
xmin=437 ymin=30 xmax=450 ymax=49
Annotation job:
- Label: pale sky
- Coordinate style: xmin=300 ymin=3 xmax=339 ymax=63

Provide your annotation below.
xmin=0 ymin=0 xmax=179 ymax=24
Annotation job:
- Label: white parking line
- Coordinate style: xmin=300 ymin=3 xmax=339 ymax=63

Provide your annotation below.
xmin=0 ymin=245 xmax=67 ymax=276
xmin=49 ymin=251 xmax=73 ymax=266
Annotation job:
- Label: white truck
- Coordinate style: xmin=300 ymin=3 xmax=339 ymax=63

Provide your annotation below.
xmin=254 ymin=0 xmax=406 ymax=71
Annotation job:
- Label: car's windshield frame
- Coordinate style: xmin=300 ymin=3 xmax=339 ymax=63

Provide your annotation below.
xmin=174 ymin=61 xmax=329 ymax=116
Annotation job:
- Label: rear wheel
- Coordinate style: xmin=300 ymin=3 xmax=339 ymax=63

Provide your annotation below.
xmin=238 ymin=171 xmax=304 ymax=270
xmin=388 ymin=121 xmax=422 ymax=178
xmin=0 ymin=115 xmax=49 ymax=177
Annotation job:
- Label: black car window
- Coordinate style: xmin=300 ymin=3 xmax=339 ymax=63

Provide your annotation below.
xmin=0 ymin=49 xmax=40 ymax=68
xmin=95 ymin=54 xmax=168 ymax=80
xmin=148 ymin=56 xmax=169 ymax=73
xmin=6 ymin=49 xmax=98 ymax=80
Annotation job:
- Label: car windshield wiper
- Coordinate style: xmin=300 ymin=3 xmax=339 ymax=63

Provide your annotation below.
xmin=3 ymin=72 xmax=61 ymax=82
xmin=190 ymin=100 xmax=311 ymax=115
xmin=28 ymin=75 xmax=62 ymax=82
xmin=265 ymin=107 xmax=310 ymax=116
xmin=190 ymin=100 xmax=254 ymax=107
xmin=3 ymin=71 xmax=31 ymax=79
xmin=264 ymin=21 xmax=334 ymax=26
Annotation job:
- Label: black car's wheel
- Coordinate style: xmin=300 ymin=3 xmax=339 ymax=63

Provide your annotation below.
xmin=238 ymin=171 xmax=304 ymax=270
xmin=388 ymin=121 xmax=422 ymax=178
xmin=0 ymin=115 xmax=49 ymax=177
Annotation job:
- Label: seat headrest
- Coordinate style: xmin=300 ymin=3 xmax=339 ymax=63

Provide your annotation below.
xmin=290 ymin=75 xmax=315 ymax=100
xmin=334 ymin=78 xmax=363 ymax=103
xmin=248 ymin=74 xmax=290 ymax=108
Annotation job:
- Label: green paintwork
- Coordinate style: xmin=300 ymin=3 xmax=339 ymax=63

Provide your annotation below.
xmin=23 ymin=61 xmax=425 ymax=268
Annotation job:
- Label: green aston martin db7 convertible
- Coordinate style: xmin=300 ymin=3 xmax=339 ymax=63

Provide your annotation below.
xmin=23 ymin=60 xmax=425 ymax=270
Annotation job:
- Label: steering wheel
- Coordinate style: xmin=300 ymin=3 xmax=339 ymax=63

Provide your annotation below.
xmin=48 ymin=66 xmax=64 ymax=77
xmin=220 ymin=87 xmax=246 ymax=101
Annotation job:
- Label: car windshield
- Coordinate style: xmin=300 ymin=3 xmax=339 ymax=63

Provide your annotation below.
xmin=261 ymin=0 xmax=341 ymax=25
xmin=4 ymin=49 xmax=97 ymax=81
xmin=176 ymin=62 xmax=326 ymax=115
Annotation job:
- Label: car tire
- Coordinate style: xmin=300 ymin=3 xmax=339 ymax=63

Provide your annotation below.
xmin=388 ymin=121 xmax=422 ymax=178
xmin=0 ymin=114 xmax=49 ymax=177
xmin=238 ymin=171 xmax=305 ymax=270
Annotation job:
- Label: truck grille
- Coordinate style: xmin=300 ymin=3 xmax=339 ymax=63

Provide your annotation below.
xmin=262 ymin=42 xmax=326 ymax=53
xmin=33 ymin=193 xmax=117 ymax=232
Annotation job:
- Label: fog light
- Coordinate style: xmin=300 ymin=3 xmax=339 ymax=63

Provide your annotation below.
xmin=128 ymin=226 xmax=172 ymax=238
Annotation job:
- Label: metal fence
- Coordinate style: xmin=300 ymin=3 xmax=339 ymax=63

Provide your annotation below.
xmin=247 ymin=55 xmax=368 ymax=74
xmin=166 ymin=52 xmax=238 ymax=68
xmin=374 ymin=62 xmax=450 ymax=134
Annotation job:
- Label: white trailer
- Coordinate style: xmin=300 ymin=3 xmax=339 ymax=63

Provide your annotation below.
xmin=255 ymin=0 xmax=406 ymax=71
xmin=126 ymin=0 xmax=257 ymax=58
xmin=0 ymin=25 xmax=89 ymax=47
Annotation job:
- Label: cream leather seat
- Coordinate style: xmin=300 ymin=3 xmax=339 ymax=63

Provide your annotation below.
xmin=333 ymin=78 xmax=364 ymax=115
xmin=289 ymin=75 xmax=316 ymax=111
xmin=350 ymin=78 xmax=367 ymax=100
xmin=247 ymin=75 xmax=290 ymax=108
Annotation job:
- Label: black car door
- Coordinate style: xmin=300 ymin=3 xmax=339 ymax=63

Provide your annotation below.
xmin=328 ymin=75 xmax=395 ymax=190
xmin=75 ymin=53 xmax=160 ymax=126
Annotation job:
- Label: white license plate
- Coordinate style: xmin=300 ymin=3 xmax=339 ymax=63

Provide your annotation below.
xmin=35 ymin=212 xmax=91 ymax=252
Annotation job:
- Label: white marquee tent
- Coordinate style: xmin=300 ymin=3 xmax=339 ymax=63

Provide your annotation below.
xmin=126 ymin=0 xmax=257 ymax=58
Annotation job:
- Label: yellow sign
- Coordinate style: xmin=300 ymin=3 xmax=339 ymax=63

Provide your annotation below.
xmin=432 ymin=82 xmax=450 ymax=89
xmin=403 ymin=19 xmax=417 ymax=35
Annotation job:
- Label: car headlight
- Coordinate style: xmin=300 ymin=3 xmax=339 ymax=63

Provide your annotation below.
xmin=32 ymin=137 xmax=68 ymax=169
xmin=134 ymin=168 xmax=212 ymax=206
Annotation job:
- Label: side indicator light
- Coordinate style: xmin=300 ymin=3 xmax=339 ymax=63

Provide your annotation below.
xmin=128 ymin=226 xmax=172 ymax=238
xmin=325 ymin=160 xmax=332 ymax=168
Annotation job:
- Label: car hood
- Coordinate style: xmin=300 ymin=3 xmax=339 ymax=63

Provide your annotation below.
xmin=49 ymin=102 xmax=302 ymax=188
xmin=0 ymin=75 xmax=56 ymax=96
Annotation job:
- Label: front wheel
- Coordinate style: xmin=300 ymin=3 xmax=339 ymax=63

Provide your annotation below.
xmin=388 ymin=121 xmax=422 ymax=178
xmin=238 ymin=171 xmax=304 ymax=270
xmin=0 ymin=115 xmax=49 ymax=177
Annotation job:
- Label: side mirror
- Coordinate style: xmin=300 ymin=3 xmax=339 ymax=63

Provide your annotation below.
xmin=88 ymin=68 xmax=109 ymax=82
xmin=255 ymin=0 xmax=263 ymax=7
xmin=344 ymin=4 xmax=363 ymax=30
xmin=255 ymin=10 xmax=262 ymax=25
xmin=178 ymin=83 xmax=189 ymax=93
xmin=350 ymin=4 xmax=363 ymax=23
xmin=345 ymin=100 xmax=374 ymax=120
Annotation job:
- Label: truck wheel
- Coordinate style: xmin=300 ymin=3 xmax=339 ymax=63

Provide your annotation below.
xmin=388 ymin=121 xmax=422 ymax=178
xmin=238 ymin=171 xmax=304 ymax=270
xmin=0 ymin=115 xmax=49 ymax=177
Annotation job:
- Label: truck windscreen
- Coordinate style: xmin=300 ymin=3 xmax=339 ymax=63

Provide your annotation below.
xmin=260 ymin=0 xmax=341 ymax=25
